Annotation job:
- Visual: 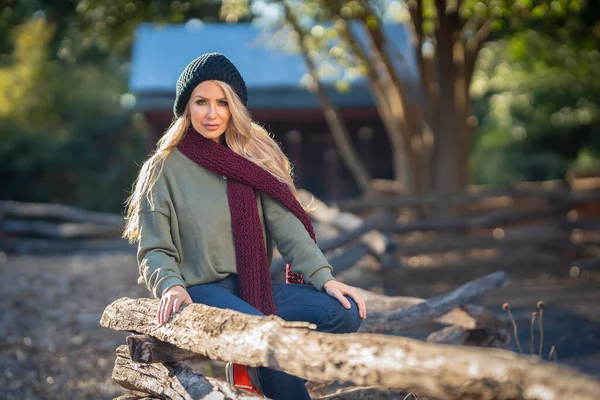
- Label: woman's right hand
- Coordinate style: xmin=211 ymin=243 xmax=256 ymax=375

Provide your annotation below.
xmin=157 ymin=285 xmax=193 ymax=326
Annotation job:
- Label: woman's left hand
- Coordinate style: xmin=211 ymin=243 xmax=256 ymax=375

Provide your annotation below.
xmin=323 ymin=280 xmax=367 ymax=319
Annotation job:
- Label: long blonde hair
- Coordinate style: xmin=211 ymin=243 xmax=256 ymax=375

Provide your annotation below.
xmin=122 ymin=80 xmax=298 ymax=243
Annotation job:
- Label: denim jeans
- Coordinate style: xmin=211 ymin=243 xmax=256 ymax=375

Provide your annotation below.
xmin=187 ymin=274 xmax=362 ymax=400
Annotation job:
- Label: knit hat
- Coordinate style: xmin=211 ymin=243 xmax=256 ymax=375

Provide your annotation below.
xmin=173 ymin=53 xmax=248 ymax=117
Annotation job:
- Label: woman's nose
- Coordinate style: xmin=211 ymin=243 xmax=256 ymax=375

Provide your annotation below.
xmin=207 ymin=104 xmax=216 ymax=118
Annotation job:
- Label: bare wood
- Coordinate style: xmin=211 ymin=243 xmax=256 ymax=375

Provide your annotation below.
xmin=315 ymin=210 xmax=391 ymax=254
xmin=298 ymin=190 xmax=401 ymax=269
xmin=113 ymin=345 xmax=262 ymax=399
xmin=0 ymin=200 xmax=123 ymax=225
xmin=396 ymin=226 xmax=567 ymax=256
xmin=5 ymin=237 xmax=132 ymax=254
xmin=381 ymin=206 xmax=569 ymax=234
xmin=426 ymin=325 xmax=509 ymax=348
xmin=3 ymin=219 xmax=123 ymax=239
xmin=102 ymin=298 xmax=600 ymax=399
xmin=334 ymin=183 xmax=573 ymax=211
xmin=298 ymin=190 xmax=388 ymax=255
xmin=381 ymin=247 xmax=572 ymax=288
xmin=356 ymin=288 xmax=505 ymax=330
xmin=360 ymin=271 xmax=508 ymax=333
xmin=126 ymin=334 xmax=208 ymax=364
xmin=312 ymin=386 xmax=409 ymax=399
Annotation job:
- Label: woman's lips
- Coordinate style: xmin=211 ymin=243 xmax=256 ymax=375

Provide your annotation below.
xmin=203 ymin=124 xmax=221 ymax=131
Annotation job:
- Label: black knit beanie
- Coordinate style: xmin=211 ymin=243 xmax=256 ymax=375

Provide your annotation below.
xmin=173 ymin=53 xmax=248 ymax=117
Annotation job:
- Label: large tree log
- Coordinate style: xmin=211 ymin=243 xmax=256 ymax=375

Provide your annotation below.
xmin=101 ymin=298 xmax=600 ymax=399
xmin=113 ymin=345 xmax=261 ymax=400
xmin=0 ymin=200 xmax=123 ymax=225
xmin=380 ymin=206 xmax=569 ymax=234
xmin=5 ymin=237 xmax=132 ymax=254
xmin=360 ymin=271 xmax=508 ymax=333
xmin=3 ymin=219 xmax=123 ymax=239
xmin=394 ymin=226 xmax=568 ymax=256
xmin=355 ymin=288 xmax=505 ymax=331
xmin=426 ymin=325 xmax=509 ymax=348
xmin=334 ymin=183 xmax=583 ymax=212
xmin=298 ymin=190 xmax=388 ymax=255
xmin=298 ymin=190 xmax=400 ymax=269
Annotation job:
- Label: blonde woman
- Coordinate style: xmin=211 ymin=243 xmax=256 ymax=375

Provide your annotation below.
xmin=123 ymin=53 xmax=366 ymax=399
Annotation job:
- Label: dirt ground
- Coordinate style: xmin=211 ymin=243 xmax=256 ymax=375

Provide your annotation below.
xmin=1 ymin=249 xmax=599 ymax=399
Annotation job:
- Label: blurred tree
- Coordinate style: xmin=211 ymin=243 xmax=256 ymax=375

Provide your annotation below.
xmin=470 ymin=0 xmax=600 ymax=184
xmin=0 ymin=1 xmax=237 ymax=211
xmin=240 ymin=0 xmax=592 ymax=215
xmin=0 ymin=18 xmax=147 ymax=212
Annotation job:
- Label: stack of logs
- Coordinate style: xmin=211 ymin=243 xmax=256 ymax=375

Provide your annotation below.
xmin=3 ymin=180 xmax=600 ymax=281
xmin=0 ymin=201 xmax=128 ymax=254
xmin=101 ymin=271 xmax=600 ymax=400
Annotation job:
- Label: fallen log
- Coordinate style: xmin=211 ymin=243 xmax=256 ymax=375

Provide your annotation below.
xmin=0 ymin=200 xmax=123 ymax=225
xmin=355 ymin=288 xmax=505 ymax=331
xmin=113 ymin=345 xmax=261 ymax=399
xmin=3 ymin=219 xmax=123 ymax=239
xmin=361 ymin=271 xmax=508 ymax=333
xmin=298 ymin=189 xmax=388 ymax=255
xmin=311 ymin=386 xmax=408 ymax=399
xmin=334 ymin=183 xmax=574 ymax=212
xmin=426 ymin=325 xmax=509 ymax=348
xmin=317 ymin=210 xmax=391 ymax=254
xmin=379 ymin=206 xmax=569 ymax=234
xmin=298 ymin=190 xmax=400 ymax=269
xmin=126 ymin=334 xmax=208 ymax=364
xmin=5 ymin=237 xmax=132 ymax=254
xmin=395 ymin=226 xmax=568 ymax=256
xmin=101 ymin=297 xmax=600 ymax=399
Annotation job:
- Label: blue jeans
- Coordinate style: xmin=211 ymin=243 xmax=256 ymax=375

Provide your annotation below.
xmin=187 ymin=274 xmax=362 ymax=400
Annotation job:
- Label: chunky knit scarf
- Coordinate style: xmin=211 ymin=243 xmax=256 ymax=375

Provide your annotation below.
xmin=177 ymin=128 xmax=315 ymax=315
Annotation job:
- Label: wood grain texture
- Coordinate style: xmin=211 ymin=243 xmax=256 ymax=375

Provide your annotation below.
xmin=102 ymin=296 xmax=600 ymax=399
xmin=113 ymin=345 xmax=261 ymax=400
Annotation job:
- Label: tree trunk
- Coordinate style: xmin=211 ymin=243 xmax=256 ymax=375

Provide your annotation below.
xmin=282 ymin=2 xmax=372 ymax=194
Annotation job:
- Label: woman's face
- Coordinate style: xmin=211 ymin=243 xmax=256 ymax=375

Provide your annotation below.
xmin=188 ymin=80 xmax=231 ymax=144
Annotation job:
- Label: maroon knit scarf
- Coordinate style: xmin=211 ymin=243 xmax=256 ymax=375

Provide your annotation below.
xmin=177 ymin=128 xmax=315 ymax=315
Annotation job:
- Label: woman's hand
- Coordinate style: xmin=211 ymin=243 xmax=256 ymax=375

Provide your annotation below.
xmin=323 ymin=280 xmax=367 ymax=319
xmin=157 ymin=285 xmax=193 ymax=326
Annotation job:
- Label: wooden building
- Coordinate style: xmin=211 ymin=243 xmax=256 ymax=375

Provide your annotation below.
xmin=128 ymin=22 xmax=418 ymax=200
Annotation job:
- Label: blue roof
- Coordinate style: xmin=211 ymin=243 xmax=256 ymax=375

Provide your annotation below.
xmin=130 ymin=22 xmax=418 ymax=110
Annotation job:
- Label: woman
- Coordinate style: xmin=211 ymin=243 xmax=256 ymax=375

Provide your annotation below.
xmin=123 ymin=53 xmax=366 ymax=399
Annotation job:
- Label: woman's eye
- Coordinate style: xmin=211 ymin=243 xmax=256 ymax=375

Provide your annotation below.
xmin=196 ymin=100 xmax=205 ymax=105
xmin=219 ymin=101 xmax=228 ymax=106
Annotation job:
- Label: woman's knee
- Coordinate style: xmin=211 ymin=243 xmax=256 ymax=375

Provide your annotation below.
xmin=329 ymin=296 xmax=362 ymax=334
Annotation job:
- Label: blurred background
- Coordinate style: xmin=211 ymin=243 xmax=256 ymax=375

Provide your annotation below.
xmin=1 ymin=0 xmax=599 ymax=399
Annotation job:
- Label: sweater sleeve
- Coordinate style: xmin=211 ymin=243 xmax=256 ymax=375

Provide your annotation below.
xmin=136 ymin=176 xmax=186 ymax=299
xmin=262 ymin=193 xmax=335 ymax=290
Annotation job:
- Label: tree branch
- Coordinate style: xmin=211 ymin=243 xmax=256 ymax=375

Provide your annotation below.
xmin=280 ymin=1 xmax=372 ymax=193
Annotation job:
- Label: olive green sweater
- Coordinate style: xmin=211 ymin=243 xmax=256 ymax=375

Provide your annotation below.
xmin=136 ymin=148 xmax=335 ymax=298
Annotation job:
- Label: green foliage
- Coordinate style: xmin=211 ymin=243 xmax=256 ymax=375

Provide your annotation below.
xmin=0 ymin=18 xmax=147 ymax=212
xmin=470 ymin=16 xmax=600 ymax=184
xmin=0 ymin=1 xmax=251 ymax=212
